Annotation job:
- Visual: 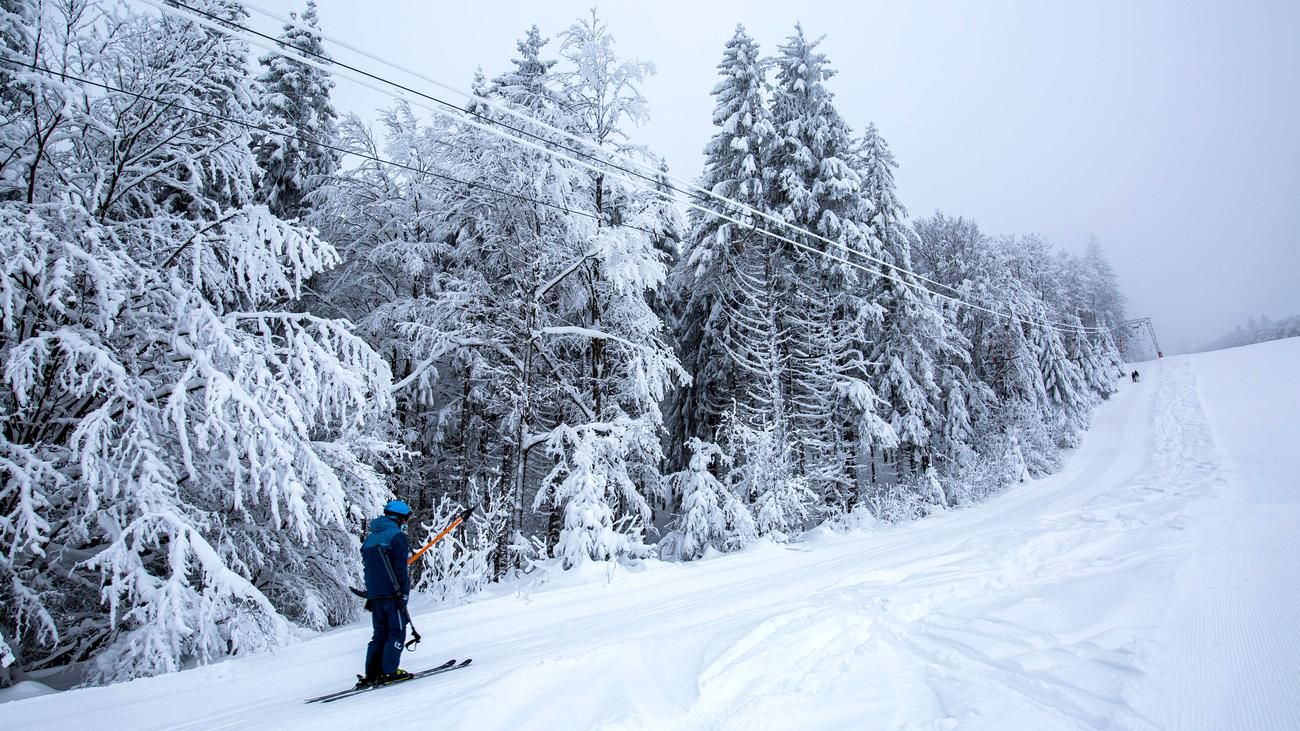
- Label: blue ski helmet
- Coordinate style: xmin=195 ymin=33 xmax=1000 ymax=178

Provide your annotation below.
xmin=384 ymin=499 xmax=412 ymax=518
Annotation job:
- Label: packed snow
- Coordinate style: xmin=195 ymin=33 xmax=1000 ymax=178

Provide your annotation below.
xmin=5 ymin=339 xmax=1297 ymax=729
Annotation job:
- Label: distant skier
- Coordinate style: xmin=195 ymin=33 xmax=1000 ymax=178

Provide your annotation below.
xmin=1131 ymin=370 xmax=1140 ymax=383
xmin=359 ymin=499 xmax=414 ymax=687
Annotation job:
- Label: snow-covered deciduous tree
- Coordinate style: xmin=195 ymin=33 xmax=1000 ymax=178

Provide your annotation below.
xmin=0 ymin=0 xmax=37 ymax=186
xmin=555 ymin=11 xmax=680 ymax=520
xmin=315 ymin=22 xmax=681 ymax=580
xmin=0 ymin=0 xmax=397 ymax=685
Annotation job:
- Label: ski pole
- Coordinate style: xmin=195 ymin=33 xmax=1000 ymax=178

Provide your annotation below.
xmin=402 ymin=607 xmax=422 ymax=651
xmin=408 ymin=505 xmax=477 ymax=566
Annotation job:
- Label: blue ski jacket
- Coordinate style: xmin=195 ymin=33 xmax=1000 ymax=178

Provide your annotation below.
xmin=361 ymin=515 xmax=411 ymax=601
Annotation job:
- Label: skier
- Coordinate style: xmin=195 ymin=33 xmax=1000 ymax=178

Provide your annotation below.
xmin=359 ymin=499 xmax=414 ymax=687
xmin=1131 ymin=370 xmax=1140 ymax=383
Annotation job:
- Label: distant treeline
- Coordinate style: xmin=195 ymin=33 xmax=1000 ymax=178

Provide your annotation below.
xmin=1200 ymin=314 xmax=1300 ymax=352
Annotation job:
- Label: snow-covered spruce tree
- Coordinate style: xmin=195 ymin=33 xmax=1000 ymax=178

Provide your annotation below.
xmin=252 ymin=0 xmax=339 ymax=220
xmin=1203 ymin=313 xmax=1300 ymax=350
xmin=666 ymin=437 xmax=755 ymax=560
xmin=710 ymin=239 xmax=816 ymax=535
xmin=666 ymin=24 xmax=774 ymax=468
xmin=1063 ymin=241 xmax=1125 ymax=387
xmin=855 ymin=122 xmax=948 ymax=486
xmin=1081 ymin=237 xmax=1126 ymax=332
xmin=906 ymin=215 xmax=998 ymax=498
xmin=930 ymin=340 xmax=978 ymax=484
xmin=766 ymin=25 xmax=893 ymax=509
xmin=914 ymin=216 xmax=1124 ymax=481
xmin=1056 ymin=294 xmax=1116 ymax=400
xmin=1033 ymin=315 xmax=1090 ymax=445
xmin=0 ymin=1 xmax=397 ymax=685
xmin=911 ymin=214 xmax=1007 ymax=392
xmin=1007 ymin=235 xmax=1095 ymax=447
xmin=746 ymin=434 xmax=815 ymax=540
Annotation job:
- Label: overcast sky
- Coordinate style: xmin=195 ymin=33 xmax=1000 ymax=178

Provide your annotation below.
xmin=256 ymin=0 xmax=1299 ymax=354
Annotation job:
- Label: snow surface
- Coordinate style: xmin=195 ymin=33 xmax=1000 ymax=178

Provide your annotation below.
xmin=6 ymin=340 xmax=1299 ymax=730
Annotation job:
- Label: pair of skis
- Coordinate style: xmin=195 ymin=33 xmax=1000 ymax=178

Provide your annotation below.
xmin=305 ymin=658 xmax=473 ymax=703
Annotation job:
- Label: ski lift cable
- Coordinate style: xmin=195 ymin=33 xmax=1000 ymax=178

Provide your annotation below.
xmin=241 ymin=1 xmax=1112 ymax=336
xmin=137 ymin=0 xmax=1110 ymax=337
xmin=3 ymin=52 xmax=985 ymax=331
xmin=240 ymin=1 xmax=989 ymax=307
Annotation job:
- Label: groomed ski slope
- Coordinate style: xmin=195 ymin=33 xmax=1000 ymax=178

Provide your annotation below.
xmin=6 ymin=339 xmax=1299 ymax=730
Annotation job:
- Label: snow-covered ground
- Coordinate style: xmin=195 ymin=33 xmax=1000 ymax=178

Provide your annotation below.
xmin=6 ymin=340 xmax=1299 ymax=730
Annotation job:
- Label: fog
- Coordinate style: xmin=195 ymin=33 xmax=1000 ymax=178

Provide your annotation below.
xmin=257 ymin=0 xmax=1300 ymax=354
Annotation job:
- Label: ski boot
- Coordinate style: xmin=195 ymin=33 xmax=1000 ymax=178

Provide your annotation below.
xmin=377 ymin=668 xmax=414 ymax=686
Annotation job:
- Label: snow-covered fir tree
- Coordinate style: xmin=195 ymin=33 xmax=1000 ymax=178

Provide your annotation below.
xmin=666 ymin=438 xmax=756 ymax=560
xmin=252 ymin=0 xmax=339 ymax=220
xmin=766 ymin=26 xmax=892 ymax=508
xmin=856 ymin=123 xmax=948 ymax=483
xmin=667 ymin=24 xmax=774 ymax=467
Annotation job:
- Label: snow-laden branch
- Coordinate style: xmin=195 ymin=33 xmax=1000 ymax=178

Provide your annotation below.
xmin=535 ymin=325 xmax=637 ymax=349
xmin=534 ymin=248 xmax=597 ymax=301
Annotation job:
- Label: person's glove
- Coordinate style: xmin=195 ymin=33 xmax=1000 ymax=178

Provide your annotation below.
xmin=397 ymin=594 xmax=408 ymax=610
xmin=363 ymin=598 xmax=373 ymax=612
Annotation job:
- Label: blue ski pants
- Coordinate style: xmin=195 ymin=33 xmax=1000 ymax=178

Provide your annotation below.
xmin=365 ymin=598 xmax=406 ymax=677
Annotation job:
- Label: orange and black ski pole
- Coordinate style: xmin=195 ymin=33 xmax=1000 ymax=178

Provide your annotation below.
xmin=408 ymin=505 xmax=477 ymax=566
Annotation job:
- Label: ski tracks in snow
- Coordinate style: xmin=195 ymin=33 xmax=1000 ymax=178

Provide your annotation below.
xmin=1131 ymin=344 xmax=1300 ymax=730
xmin=634 ymin=358 xmax=1222 ymax=730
